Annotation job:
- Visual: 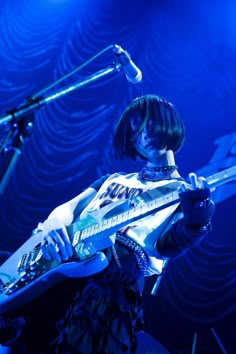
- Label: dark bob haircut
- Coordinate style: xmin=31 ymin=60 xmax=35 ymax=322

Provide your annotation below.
xmin=113 ymin=94 xmax=185 ymax=160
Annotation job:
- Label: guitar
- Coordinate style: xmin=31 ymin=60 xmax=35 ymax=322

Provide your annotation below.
xmin=0 ymin=166 xmax=235 ymax=315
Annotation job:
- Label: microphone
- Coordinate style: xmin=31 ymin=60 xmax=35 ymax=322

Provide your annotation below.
xmin=113 ymin=44 xmax=142 ymax=84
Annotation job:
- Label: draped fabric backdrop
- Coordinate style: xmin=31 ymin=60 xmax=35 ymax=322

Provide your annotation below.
xmin=0 ymin=0 xmax=235 ymax=352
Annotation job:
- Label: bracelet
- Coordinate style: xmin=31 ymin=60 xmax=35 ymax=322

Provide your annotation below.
xmin=198 ymin=222 xmax=212 ymax=233
xmin=186 ymin=221 xmax=212 ymax=234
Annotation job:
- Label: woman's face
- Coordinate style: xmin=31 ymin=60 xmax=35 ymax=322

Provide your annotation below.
xmin=130 ymin=116 xmax=166 ymax=162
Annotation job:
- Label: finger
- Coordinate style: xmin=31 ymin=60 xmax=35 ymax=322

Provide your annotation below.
xmin=59 ymin=226 xmax=73 ymax=258
xmin=41 ymin=236 xmax=61 ymax=261
xmin=41 ymin=240 xmax=52 ymax=261
xmin=178 ymin=182 xmax=188 ymax=193
xmin=189 ymin=173 xmax=198 ymax=190
xmin=50 ymin=229 xmax=72 ymax=261
xmin=46 ymin=233 xmax=62 ymax=262
xmin=198 ymin=176 xmax=208 ymax=189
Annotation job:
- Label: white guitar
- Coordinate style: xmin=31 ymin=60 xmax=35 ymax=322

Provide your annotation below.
xmin=0 ymin=166 xmax=235 ymax=315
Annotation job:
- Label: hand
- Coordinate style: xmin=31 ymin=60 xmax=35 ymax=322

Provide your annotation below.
xmin=178 ymin=172 xmax=209 ymax=192
xmin=40 ymin=218 xmax=73 ymax=262
xmin=178 ymin=173 xmax=215 ymax=227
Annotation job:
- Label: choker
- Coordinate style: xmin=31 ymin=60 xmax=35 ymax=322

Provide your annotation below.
xmin=139 ymin=165 xmax=178 ymax=181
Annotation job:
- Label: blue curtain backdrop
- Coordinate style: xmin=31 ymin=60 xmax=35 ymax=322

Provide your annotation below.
xmin=0 ymin=0 xmax=235 ymax=352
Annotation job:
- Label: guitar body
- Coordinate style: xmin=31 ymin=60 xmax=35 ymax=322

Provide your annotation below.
xmin=0 ymin=233 xmax=109 ymax=314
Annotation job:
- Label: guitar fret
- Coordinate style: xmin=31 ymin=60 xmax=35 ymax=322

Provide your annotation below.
xmin=106 ymin=218 xmax=112 ymax=228
xmin=122 ymin=212 xmax=129 ymax=222
xmin=111 ymin=216 xmax=118 ymax=225
xmin=97 ymin=224 xmax=104 ymax=233
xmin=140 ymin=204 xmax=148 ymax=214
xmin=81 ymin=229 xmax=87 ymax=240
xmin=101 ymin=220 xmax=108 ymax=231
xmin=133 ymin=206 xmax=142 ymax=217
xmin=147 ymin=201 xmax=156 ymax=209
xmin=127 ymin=208 xmax=135 ymax=219
xmin=92 ymin=224 xmax=98 ymax=235
xmin=85 ymin=227 xmax=93 ymax=237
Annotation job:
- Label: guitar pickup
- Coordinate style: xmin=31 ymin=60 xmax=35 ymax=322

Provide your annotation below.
xmin=73 ymin=241 xmax=97 ymax=260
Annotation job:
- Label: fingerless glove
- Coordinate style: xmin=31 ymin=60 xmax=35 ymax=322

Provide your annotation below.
xmin=178 ymin=188 xmax=215 ymax=229
xmin=156 ymin=188 xmax=215 ymax=258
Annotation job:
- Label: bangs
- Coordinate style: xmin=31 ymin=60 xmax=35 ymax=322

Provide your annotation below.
xmin=113 ymin=95 xmax=185 ymax=160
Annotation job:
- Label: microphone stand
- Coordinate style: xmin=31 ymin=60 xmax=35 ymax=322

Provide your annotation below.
xmin=0 ymin=63 xmax=122 ymax=195
xmin=0 ymin=64 xmax=121 ymax=126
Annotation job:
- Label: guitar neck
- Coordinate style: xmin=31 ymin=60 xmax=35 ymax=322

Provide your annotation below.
xmin=205 ymin=165 xmax=236 ymax=188
xmin=68 ymin=165 xmax=236 ymax=251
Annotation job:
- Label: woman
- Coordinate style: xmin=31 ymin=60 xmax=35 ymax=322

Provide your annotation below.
xmin=0 ymin=94 xmax=215 ymax=353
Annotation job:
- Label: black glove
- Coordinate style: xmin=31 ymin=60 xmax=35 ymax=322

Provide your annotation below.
xmin=156 ymin=186 xmax=215 ymax=259
xmin=179 ymin=187 xmax=215 ymax=230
